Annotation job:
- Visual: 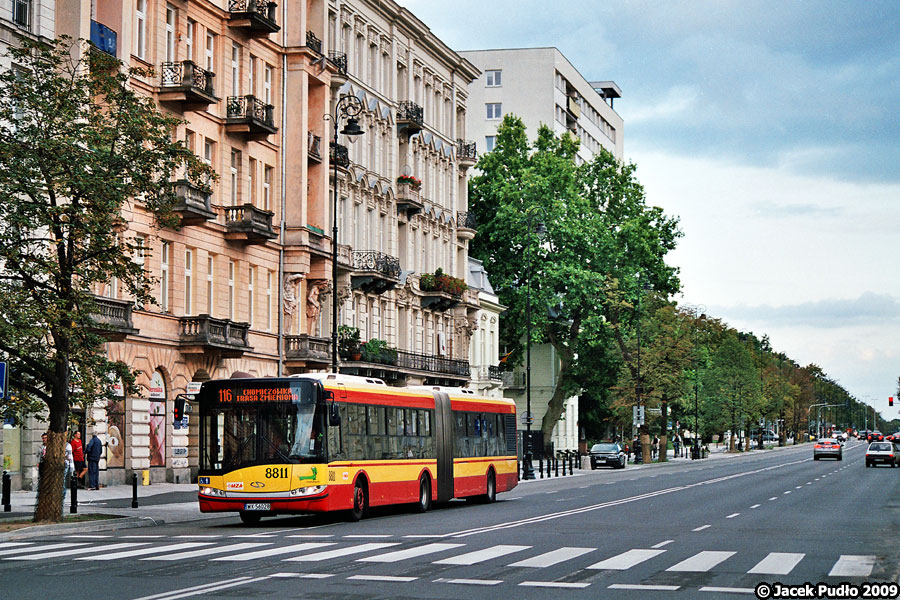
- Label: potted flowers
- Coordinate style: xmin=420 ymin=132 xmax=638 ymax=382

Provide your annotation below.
xmin=360 ymin=338 xmax=397 ymax=364
xmin=397 ymin=174 xmax=422 ymax=189
xmin=419 ymin=268 xmax=468 ymax=297
xmin=338 ymin=325 xmax=361 ymax=360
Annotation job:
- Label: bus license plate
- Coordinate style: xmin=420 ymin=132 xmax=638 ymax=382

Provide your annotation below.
xmin=244 ymin=503 xmax=270 ymax=511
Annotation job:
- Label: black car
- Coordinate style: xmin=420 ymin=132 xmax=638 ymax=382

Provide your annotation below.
xmin=590 ymin=442 xmax=627 ymax=469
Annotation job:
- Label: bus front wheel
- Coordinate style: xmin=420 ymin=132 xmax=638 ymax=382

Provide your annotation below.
xmin=349 ymin=480 xmax=368 ymax=522
xmin=239 ymin=511 xmax=262 ymax=525
xmin=415 ymin=476 xmax=431 ymax=513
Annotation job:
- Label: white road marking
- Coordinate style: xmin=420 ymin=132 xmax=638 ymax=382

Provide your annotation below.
xmin=587 ymin=548 xmax=666 ymax=570
xmin=348 ymin=575 xmax=418 ymax=582
xmin=82 ymin=542 xmax=214 ymax=561
xmin=212 ymin=542 xmax=334 ymax=561
xmin=269 ymin=573 xmax=334 ymax=579
xmin=769 ymin=497 xmax=778 ymax=501
xmin=700 ymin=586 xmax=756 ymax=594
xmin=0 ymin=543 xmax=85 ymax=557
xmin=609 ymin=584 xmax=680 ymax=591
xmin=783 ymin=491 xmax=791 ymax=494
xmin=131 ymin=576 xmax=270 ymax=600
xmin=666 ymin=550 xmax=736 ymax=572
xmin=343 ymin=534 xmax=393 ymax=539
xmin=143 ymin=542 xmax=271 ymax=561
xmin=692 ymin=525 xmax=711 ymax=531
xmin=286 ymin=534 xmax=334 ymax=539
xmin=750 ymin=504 xmax=761 ymax=509
xmin=520 ymin=581 xmax=591 ymax=588
xmin=748 ymin=552 xmax=805 ymax=575
xmin=434 ymin=545 xmax=531 ymax=565
xmin=8 ymin=542 xmax=149 ymax=560
xmin=509 ymin=547 xmax=596 ymax=568
xmin=0 ymin=542 xmax=34 ymax=549
xmin=726 ymin=513 xmax=740 ymax=519
xmin=175 ymin=535 xmax=223 ymax=539
xmin=828 ymin=555 xmax=876 ymax=577
xmin=284 ymin=542 xmax=400 ymax=562
xmin=436 ymin=578 xmax=503 ymax=586
xmin=357 ymin=543 xmax=464 ymax=563
xmin=651 ymin=540 xmax=674 ymax=549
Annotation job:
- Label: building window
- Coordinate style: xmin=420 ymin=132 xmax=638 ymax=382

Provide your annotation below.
xmin=184 ymin=248 xmax=193 ymax=314
xmin=135 ymin=0 xmax=147 ymax=60
xmin=248 ymin=55 xmax=256 ymax=96
xmin=160 ymin=241 xmax=170 ymax=311
xmin=485 ymin=136 xmax=496 ymax=152
xmin=186 ymin=19 xmax=195 ymax=62
xmin=247 ymin=266 xmax=254 ymax=327
xmin=485 ymin=70 xmax=501 ymax=87
xmin=486 ymin=103 xmax=502 ymax=120
xmin=248 ymin=158 xmax=257 ymax=206
xmin=230 ymin=150 xmax=241 ymax=206
xmin=205 ymin=32 xmax=215 ymax=74
xmin=12 ymin=0 xmax=29 ymax=29
xmin=266 ymin=271 xmax=272 ymax=331
xmin=231 ymin=43 xmax=241 ymax=97
xmin=165 ymin=5 xmax=176 ymax=63
xmin=263 ymin=64 xmax=273 ymax=105
xmin=228 ymin=260 xmax=235 ymax=320
xmin=206 ymin=255 xmax=215 ymax=315
xmin=263 ymin=165 xmax=273 ymax=211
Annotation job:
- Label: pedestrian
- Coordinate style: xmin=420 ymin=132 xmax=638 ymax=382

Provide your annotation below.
xmin=652 ymin=436 xmax=660 ymax=461
xmin=36 ymin=432 xmax=48 ymax=486
xmin=633 ymin=436 xmax=642 ymax=463
xmin=673 ymin=435 xmax=680 ymax=459
xmin=62 ymin=438 xmax=75 ymax=514
xmin=71 ymin=431 xmax=87 ymax=487
xmin=84 ymin=433 xmax=102 ymax=490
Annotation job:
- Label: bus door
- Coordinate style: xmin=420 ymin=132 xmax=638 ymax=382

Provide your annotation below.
xmin=432 ymin=392 xmax=454 ymax=502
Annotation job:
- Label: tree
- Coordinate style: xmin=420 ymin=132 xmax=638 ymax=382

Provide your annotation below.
xmin=469 ymin=116 xmax=681 ymax=448
xmin=0 ymin=38 xmax=213 ymax=522
xmin=704 ymin=332 xmax=760 ymax=452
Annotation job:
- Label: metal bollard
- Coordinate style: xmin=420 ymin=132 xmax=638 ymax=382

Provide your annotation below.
xmin=555 ymin=457 xmax=559 ymax=477
xmin=2 ymin=471 xmax=10 ymax=512
xmin=131 ymin=472 xmax=139 ymax=508
xmin=562 ymin=455 xmax=567 ymax=476
xmin=70 ymin=475 xmax=77 ymax=514
xmin=539 ymin=457 xmax=544 ymax=478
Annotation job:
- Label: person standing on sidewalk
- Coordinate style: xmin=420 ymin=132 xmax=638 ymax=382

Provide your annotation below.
xmin=36 ymin=432 xmax=48 ymax=485
xmin=71 ymin=431 xmax=87 ymax=487
xmin=84 ymin=433 xmax=102 ymax=490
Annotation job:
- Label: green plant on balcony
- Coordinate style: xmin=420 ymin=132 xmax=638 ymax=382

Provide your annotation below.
xmin=419 ymin=268 xmax=468 ymax=297
xmin=338 ymin=325 xmax=361 ymax=359
xmin=360 ymin=338 xmax=397 ymax=365
xmin=397 ymin=174 xmax=421 ymax=189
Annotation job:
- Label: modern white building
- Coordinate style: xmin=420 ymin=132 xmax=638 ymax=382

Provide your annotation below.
xmin=461 ymin=47 xmax=624 ymax=454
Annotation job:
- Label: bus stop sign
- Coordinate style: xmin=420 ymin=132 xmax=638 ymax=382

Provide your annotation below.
xmin=0 ymin=361 xmax=7 ymax=400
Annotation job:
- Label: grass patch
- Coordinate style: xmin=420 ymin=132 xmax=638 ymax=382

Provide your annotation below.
xmin=0 ymin=513 xmax=121 ymax=533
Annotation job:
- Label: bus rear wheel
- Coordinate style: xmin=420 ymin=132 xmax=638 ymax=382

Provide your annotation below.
xmin=482 ymin=471 xmax=496 ymax=504
xmin=239 ymin=511 xmax=262 ymax=525
xmin=415 ymin=476 xmax=431 ymax=513
xmin=348 ymin=480 xmax=368 ymax=522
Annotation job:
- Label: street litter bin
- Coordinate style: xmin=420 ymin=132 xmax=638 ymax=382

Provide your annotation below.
xmin=142 ymin=469 xmax=150 ymax=486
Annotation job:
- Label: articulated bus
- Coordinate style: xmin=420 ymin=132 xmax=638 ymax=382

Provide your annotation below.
xmin=196 ymin=373 xmax=518 ymax=524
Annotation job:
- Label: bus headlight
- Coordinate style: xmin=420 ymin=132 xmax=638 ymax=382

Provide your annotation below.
xmin=290 ymin=485 xmax=326 ymax=497
xmin=201 ymin=487 xmax=227 ymax=497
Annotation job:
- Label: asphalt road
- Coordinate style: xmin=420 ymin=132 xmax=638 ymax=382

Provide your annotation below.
xmin=3 ymin=442 xmax=899 ymax=600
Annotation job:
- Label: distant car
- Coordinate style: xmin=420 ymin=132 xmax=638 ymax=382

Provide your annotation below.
xmin=868 ymin=431 xmax=884 ymax=443
xmin=865 ymin=442 xmax=898 ymax=467
xmin=590 ymin=442 xmax=627 ymax=469
xmin=885 ymin=432 xmax=900 ymax=442
xmin=813 ymin=438 xmax=843 ymax=461
xmin=858 ymin=430 xmax=871 ymax=440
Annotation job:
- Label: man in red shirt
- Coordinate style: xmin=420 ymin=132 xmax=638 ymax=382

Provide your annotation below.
xmin=71 ymin=431 xmax=87 ymax=486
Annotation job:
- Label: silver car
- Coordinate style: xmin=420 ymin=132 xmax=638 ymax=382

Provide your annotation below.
xmin=865 ymin=442 xmax=898 ymax=467
xmin=813 ymin=438 xmax=842 ymax=461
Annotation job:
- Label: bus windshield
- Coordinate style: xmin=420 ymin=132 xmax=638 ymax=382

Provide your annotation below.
xmin=199 ymin=379 xmax=325 ymax=473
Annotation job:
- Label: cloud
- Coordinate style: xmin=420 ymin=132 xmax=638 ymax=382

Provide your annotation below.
xmin=711 ymin=293 xmax=900 ymax=328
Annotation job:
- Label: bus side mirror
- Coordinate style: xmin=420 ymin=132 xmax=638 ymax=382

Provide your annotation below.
xmin=329 ymin=402 xmax=341 ymax=427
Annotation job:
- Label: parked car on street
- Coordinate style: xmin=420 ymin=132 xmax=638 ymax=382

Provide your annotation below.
xmin=813 ymin=438 xmax=843 ymax=460
xmin=865 ymin=442 xmax=899 ymax=467
xmin=589 ymin=442 xmax=627 ymax=469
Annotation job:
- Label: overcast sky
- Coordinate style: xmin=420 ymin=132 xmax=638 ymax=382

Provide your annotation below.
xmin=402 ymin=0 xmax=900 ymax=419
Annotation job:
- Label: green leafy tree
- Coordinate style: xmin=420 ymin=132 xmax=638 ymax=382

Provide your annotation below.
xmin=469 ymin=116 xmax=681 ymax=447
xmin=0 ymin=38 xmax=213 ymax=522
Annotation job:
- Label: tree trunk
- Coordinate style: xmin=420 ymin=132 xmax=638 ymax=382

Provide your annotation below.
xmin=658 ymin=400 xmax=668 ymax=462
xmin=34 ymin=429 xmax=66 ymax=522
xmin=641 ymin=431 xmax=651 ymax=464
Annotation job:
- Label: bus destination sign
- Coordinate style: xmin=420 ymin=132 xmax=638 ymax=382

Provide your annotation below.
xmin=218 ymin=387 xmax=300 ymax=403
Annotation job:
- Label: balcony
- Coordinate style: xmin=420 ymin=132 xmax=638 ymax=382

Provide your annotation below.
xmin=420 ymin=291 xmax=460 ymax=312
xmin=224 ymin=204 xmax=277 ymax=244
xmin=90 ymin=20 xmax=117 ymax=57
xmin=350 ymin=251 xmax=401 ymax=294
xmin=328 ymin=51 xmax=348 ymax=89
xmin=227 ymin=0 xmax=280 ymax=36
xmin=330 ymin=142 xmax=350 ymax=170
xmin=308 ymin=132 xmax=322 ymax=163
xmin=340 ymin=346 xmax=470 ymax=386
xmin=489 ymin=365 xmax=503 ymax=381
xmin=396 ymin=182 xmax=423 ymax=216
xmin=172 ymin=180 xmax=216 ymax=226
xmin=397 ymin=101 xmax=423 ymax=138
xmin=159 ymin=61 xmax=217 ymax=107
xmin=179 ymin=315 xmax=251 ymax=358
xmin=285 ymin=334 xmax=331 ymax=366
xmin=90 ymin=296 xmax=138 ymax=341
xmin=225 ymin=95 xmax=277 ymax=138
xmin=305 ymin=30 xmax=322 ymax=55
xmin=457 ymin=139 xmax=477 ymax=168
xmin=456 ymin=211 xmax=477 ymax=241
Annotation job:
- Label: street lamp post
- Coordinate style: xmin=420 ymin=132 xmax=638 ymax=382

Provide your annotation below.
xmin=327 ymin=94 xmax=364 ymax=373
xmin=522 ymin=211 xmax=547 ymax=481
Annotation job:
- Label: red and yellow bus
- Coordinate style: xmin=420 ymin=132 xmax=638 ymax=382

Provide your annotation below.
xmin=196 ymin=373 xmax=518 ymax=524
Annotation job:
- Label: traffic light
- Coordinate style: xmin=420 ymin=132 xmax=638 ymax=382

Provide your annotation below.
xmin=173 ymin=396 xmax=184 ymax=422
xmin=890 ymin=397 xmax=894 ymax=407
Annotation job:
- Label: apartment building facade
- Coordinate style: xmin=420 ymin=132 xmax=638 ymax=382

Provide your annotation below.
xmin=461 ymin=47 xmax=624 ymax=454
xmin=2 ymin=0 xmax=489 ymax=491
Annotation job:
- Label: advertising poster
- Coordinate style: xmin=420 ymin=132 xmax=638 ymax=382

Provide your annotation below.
xmin=149 ymin=371 xmax=166 ymax=467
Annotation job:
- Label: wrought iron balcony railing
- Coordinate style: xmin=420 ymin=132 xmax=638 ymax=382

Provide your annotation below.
xmin=352 ymin=251 xmax=401 ymax=279
xmin=457 ymin=139 xmax=477 ymax=162
xmin=225 ymin=95 xmax=277 ymax=136
xmin=456 ymin=211 xmax=477 ymax=230
xmin=227 ymin=0 xmax=279 ymax=34
xmin=160 ymin=61 xmax=217 ymax=104
xmin=489 ymin=365 xmax=503 ymax=380
xmin=395 ymin=349 xmax=470 ymax=377
xmin=328 ymin=52 xmax=348 ymax=77
xmin=397 ymin=101 xmax=424 ymax=127
xmin=305 ymin=30 xmax=322 ymax=54
xmin=330 ymin=142 xmax=350 ymax=168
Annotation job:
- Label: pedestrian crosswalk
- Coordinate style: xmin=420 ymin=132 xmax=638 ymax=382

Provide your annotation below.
xmin=0 ymin=539 xmax=880 ymax=581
